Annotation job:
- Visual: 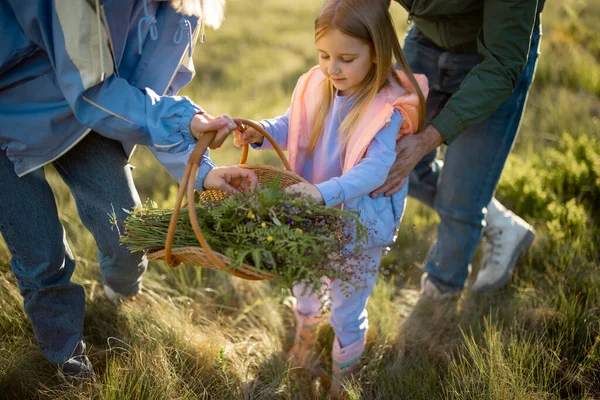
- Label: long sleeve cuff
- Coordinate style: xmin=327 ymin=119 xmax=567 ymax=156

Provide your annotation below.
xmin=197 ymin=155 xmax=217 ymax=190
xmin=176 ymin=102 xmax=203 ymax=148
xmin=250 ymin=121 xmax=274 ymax=150
xmin=315 ymin=178 xmax=346 ymax=207
xmin=431 ymin=105 xmax=466 ymax=145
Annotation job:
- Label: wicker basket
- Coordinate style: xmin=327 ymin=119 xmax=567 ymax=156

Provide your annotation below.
xmin=146 ymin=118 xmax=305 ymax=280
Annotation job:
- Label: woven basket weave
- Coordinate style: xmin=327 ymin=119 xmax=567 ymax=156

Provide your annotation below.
xmin=147 ymin=118 xmax=305 ymax=280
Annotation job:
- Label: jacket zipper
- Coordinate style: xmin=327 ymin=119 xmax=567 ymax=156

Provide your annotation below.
xmin=100 ymin=4 xmax=119 ymax=77
xmin=404 ymin=0 xmax=418 ymax=24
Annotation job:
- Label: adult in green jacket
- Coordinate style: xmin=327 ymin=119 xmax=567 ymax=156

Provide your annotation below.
xmin=374 ymin=0 xmax=544 ymax=296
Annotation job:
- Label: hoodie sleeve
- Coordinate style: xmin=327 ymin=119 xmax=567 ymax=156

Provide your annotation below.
xmin=7 ymin=0 xmax=199 ymax=153
xmin=251 ymin=109 xmax=291 ymax=151
xmin=315 ymin=110 xmax=402 ymax=207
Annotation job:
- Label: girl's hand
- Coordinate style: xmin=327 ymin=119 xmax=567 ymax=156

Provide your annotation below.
xmin=285 ymin=183 xmax=324 ymax=204
xmin=232 ymin=120 xmax=264 ymax=147
xmin=203 ymin=166 xmax=258 ymax=194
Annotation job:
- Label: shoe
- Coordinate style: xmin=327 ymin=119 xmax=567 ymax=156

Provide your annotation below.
xmin=419 ymin=273 xmax=456 ymax=301
xmin=288 ymin=300 xmax=326 ymax=369
xmin=472 ymin=198 xmax=536 ymax=292
xmin=104 ymin=284 xmax=142 ymax=305
xmin=330 ymin=337 xmax=364 ymax=400
xmin=57 ymin=353 xmax=96 ymax=385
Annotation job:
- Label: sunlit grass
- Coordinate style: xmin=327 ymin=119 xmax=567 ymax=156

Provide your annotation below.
xmin=0 ymin=0 xmax=599 ymax=398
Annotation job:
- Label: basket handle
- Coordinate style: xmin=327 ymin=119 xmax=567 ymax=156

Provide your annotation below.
xmin=164 ymin=130 xmax=219 ymax=267
xmin=236 ymin=118 xmax=292 ymax=170
xmin=163 ymin=117 xmax=292 ymax=269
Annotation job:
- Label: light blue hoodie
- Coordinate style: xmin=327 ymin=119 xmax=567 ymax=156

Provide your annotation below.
xmin=0 ymin=0 xmax=214 ymax=187
xmin=258 ymin=93 xmax=408 ymax=248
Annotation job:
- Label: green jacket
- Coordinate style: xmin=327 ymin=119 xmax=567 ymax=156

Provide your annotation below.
xmin=393 ymin=0 xmax=543 ymax=144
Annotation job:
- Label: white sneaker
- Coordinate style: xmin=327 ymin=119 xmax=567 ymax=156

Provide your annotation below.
xmin=104 ymin=284 xmax=141 ymax=305
xmin=472 ymin=198 xmax=536 ymax=292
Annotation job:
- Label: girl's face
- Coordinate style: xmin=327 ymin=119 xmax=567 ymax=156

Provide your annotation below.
xmin=316 ymin=29 xmax=374 ymax=96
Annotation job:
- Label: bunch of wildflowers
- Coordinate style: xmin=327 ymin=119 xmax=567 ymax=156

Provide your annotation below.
xmin=121 ymin=179 xmax=370 ymax=293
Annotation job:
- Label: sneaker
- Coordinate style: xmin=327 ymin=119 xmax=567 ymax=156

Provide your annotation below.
xmin=57 ymin=354 xmax=96 ymax=385
xmin=472 ymin=198 xmax=536 ymax=292
xmin=104 ymin=284 xmax=142 ymax=305
xmin=330 ymin=337 xmax=364 ymax=400
xmin=288 ymin=299 xmax=326 ymax=368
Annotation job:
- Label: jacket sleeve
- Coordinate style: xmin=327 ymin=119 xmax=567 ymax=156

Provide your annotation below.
xmin=315 ymin=110 xmax=402 ymax=207
xmin=7 ymin=0 xmax=199 ymax=153
xmin=432 ymin=0 xmax=539 ymax=144
xmin=252 ymin=109 xmax=291 ymax=151
xmin=150 ymin=146 xmax=216 ymax=190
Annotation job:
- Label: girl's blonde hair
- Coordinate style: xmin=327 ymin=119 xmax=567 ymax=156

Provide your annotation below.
xmin=309 ymin=0 xmax=426 ymax=154
xmin=170 ymin=0 xmax=225 ymax=29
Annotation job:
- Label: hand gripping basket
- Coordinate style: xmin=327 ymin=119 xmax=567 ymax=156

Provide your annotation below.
xmin=146 ymin=118 xmax=305 ymax=280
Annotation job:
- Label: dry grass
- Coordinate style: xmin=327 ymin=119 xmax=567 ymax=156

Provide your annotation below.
xmin=0 ymin=0 xmax=599 ymax=398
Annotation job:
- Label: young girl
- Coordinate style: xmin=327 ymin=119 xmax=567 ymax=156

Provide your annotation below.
xmin=234 ymin=0 xmax=427 ymax=394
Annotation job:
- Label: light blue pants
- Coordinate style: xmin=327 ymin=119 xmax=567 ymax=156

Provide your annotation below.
xmin=0 ymin=133 xmax=147 ymax=366
xmin=403 ymin=25 xmax=542 ymax=291
xmin=293 ymin=245 xmax=384 ymax=348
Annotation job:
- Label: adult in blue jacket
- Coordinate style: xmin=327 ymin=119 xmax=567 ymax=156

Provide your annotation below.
xmin=0 ymin=0 xmax=253 ymax=380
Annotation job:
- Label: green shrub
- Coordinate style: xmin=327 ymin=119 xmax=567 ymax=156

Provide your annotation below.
xmin=497 ymin=133 xmax=600 ymax=239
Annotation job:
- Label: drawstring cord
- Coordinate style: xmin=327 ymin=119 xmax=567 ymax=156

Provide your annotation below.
xmin=137 ymin=0 xmax=158 ymax=55
xmin=173 ymin=17 xmax=193 ymax=57
xmin=138 ymin=0 xmax=205 ymax=57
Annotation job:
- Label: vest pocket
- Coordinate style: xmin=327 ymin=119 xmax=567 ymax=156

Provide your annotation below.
xmin=346 ymin=195 xmax=397 ymax=248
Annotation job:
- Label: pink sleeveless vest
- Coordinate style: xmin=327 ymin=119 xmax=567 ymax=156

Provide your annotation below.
xmin=287 ymin=66 xmax=428 ymax=174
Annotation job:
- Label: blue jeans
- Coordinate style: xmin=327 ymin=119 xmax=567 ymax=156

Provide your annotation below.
xmin=403 ymin=26 xmax=541 ymax=291
xmin=0 ymin=133 xmax=147 ymax=365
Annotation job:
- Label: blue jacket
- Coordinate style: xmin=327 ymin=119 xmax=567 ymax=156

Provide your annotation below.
xmin=0 ymin=0 xmax=214 ymax=187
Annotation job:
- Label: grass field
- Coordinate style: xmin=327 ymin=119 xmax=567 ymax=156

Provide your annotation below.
xmin=0 ymin=0 xmax=599 ymax=398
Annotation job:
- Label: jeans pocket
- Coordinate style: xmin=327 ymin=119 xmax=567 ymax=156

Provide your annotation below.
xmin=407 ymin=26 xmax=443 ymax=52
xmin=441 ymin=53 xmax=482 ymax=93
xmin=404 ymin=27 xmax=443 ymax=84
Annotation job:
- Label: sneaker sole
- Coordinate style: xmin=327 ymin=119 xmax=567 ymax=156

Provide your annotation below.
xmin=473 ymin=228 xmax=536 ymax=292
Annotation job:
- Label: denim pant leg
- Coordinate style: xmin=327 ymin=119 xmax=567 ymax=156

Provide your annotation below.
xmin=429 ymin=35 xmax=540 ymax=290
xmin=0 ymin=149 xmax=86 ymax=366
xmin=52 ymin=133 xmax=147 ymax=296
xmin=403 ymin=27 xmax=450 ymax=209
xmin=403 ymin=27 xmax=541 ymax=290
